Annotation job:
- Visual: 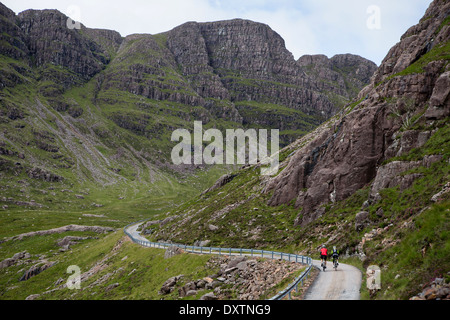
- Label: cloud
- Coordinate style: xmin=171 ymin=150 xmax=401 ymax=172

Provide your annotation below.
xmin=2 ymin=0 xmax=433 ymax=65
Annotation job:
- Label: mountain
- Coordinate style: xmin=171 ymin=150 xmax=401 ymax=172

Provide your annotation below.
xmin=0 ymin=3 xmax=376 ymax=151
xmin=0 ymin=1 xmax=378 ymax=215
xmin=148 ymin=0 xmax=450 ymax=300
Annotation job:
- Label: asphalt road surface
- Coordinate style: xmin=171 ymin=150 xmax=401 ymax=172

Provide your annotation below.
xmin=303 ymin=259 xmax=362 ymax=300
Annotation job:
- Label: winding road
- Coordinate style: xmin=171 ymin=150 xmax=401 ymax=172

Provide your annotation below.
xmin=125 ymin=222 xmax=362 ymax=300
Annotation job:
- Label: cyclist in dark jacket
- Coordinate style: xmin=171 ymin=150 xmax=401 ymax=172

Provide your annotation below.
xmin=332 ymin=246 xmax=339 ymax=267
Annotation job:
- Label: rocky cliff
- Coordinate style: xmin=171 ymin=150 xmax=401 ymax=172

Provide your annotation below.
xmin=264 ymin=0 xmax=449 ymax=225
xmin=0 ymin=5 xmax=122 ymax=90
xmin=98 ymin=18 xmax=377 ymax=145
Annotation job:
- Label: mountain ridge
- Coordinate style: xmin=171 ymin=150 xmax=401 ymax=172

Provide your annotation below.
xmin=0 ymin=2 xmax=377 ymax=189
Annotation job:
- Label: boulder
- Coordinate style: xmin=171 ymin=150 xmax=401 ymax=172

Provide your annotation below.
xmin=179 ymin=281 xmax=197 ymax=297
xmin=370 ymin=161 xmax=423 ymax=200
xmin=200 ymin=292 xmax=218 ymax=300
xmin=185 ymin=290 xmax=197 ymax=296
xmin=105 ymin=283 xmax=119 ymax=292
xmin=226 ymin=256 xmax=247 ymax=269
xmin=164 ymin=246 xmax=184 ymax=259
xmin=159 ymin=275 xmax=183 ymax=295
xmin=194 ymin=240 xmax=211 ymax=247
xmin=208 ymin=224 xmax=219 ymax=231
xmin=355 ymin=211 xmax=369 ymax=231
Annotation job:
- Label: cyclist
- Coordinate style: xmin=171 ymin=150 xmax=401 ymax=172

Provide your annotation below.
xmin=332 ymin=246 xmax=339 ymax=268
xmin=320 ymin=245 xmax=328 ymax=269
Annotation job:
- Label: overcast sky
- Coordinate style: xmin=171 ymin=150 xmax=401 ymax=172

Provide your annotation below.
xmin=3 ymin=0 xmax=433 ymax=65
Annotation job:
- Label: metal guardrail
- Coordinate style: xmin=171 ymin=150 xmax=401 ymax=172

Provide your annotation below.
xmin=124 ymin=221 xmax=313 ymax=300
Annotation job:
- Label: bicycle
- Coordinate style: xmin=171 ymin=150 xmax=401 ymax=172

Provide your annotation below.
xmin=332 ymin=256 xmax=339 ymax=271
xmin=321 ymin=258 xmax=327 ymax=271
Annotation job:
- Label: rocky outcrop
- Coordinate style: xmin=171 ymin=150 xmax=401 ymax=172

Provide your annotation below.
xmin=19 ymin=261 xmax=56 ymax=281
xmin=431 ymin=181 xmax=450 ymax=202
xmin=56 ymin=236 xmax=95 ymax=251
xmin=0 ymin=3 xmax=29 ymax=60
xmin=17 ymin=9 xmax=119 ymax=86
xmin=2 ymin=224 xmax=115 ymax=242
xmin=369 ymin=161 xmax=422 ymax=199
xmin=0 ymin=251 xmax=31 ymax=269
xmin=201 ymin=173 xmax=237 ymax=195
xmin=264 ymin=0 xmax=449 ymax=226
xmin=0 ymin=6 xmax=122 ymax=90
xmin=164 ymin=246 xmax=184 ymax=259
xmin=298 ymin=53 xmax=378 ymax=101
xmin=425 ymin=71 xmax=450 ymax=120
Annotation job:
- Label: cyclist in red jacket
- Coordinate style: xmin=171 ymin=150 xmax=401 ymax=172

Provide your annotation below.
xmin=320 ymin=245 xmax=328 ymax=269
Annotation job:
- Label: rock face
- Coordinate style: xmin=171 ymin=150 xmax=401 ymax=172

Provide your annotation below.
xmin=264 ymin=0 xmax=450 ymax=226
xmin=99 ymin=18 xmax=377 ymax=145
xmin=0 ymin=6 xmax=122 ymax=90
xmin=16 ymin=9 xmax=121 ymax=88
xmin=297 ymin=53 xmax=377 ymax=102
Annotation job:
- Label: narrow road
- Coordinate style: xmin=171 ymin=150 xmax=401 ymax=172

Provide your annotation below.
xmin=126 ymin=222 xmax=148 ymax=242
xmin=303 ymin=260 xmax=362 ymax=300
xmin=125 ymin=222 xmax=362 ymax=300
